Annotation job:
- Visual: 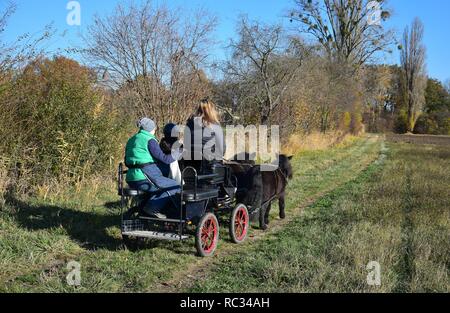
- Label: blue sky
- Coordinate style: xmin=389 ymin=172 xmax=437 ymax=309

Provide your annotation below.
xmin=2 ymin=0 xmax=449 ymax=82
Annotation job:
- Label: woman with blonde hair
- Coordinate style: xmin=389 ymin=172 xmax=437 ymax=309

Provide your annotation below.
xmin=195 ymin=97 xmax=221 ymax=125
xmin=185 ymin=98 xmax=225 ymax=172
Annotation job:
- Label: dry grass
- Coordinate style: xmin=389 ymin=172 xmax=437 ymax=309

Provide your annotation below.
xmin=283 ymin=131 xmax=356 ymax=155
xmin=189 ymin=140 xmax=450 ymax=293
xmin=2 ymin=135 xmax=447 ymax=293
xmin=34 ymin=175 xmax=116 ymax=206
xmin=0 ymin=158 xmax=9 ymax=207
xmin=387 ymin=133 xmax=450 ymax=146
xmin=0 ymin=136 xmax=381 ymax=292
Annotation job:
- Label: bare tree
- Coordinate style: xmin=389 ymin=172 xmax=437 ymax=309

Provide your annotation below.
xmin=400 ymin=18 xmax=427 ymax=133
xmin=81 ymin=0 xmax=217 ymax=124
xmin=225 ymin=17 xmax=306 ymax=124
xmin=289 ymin=0 xmax=395 ymax=69
xmin=0 ymin=2 xmax=15 ymax=34
xmin=0 ymin=2 xmax=54 ymax=75
xmin=0 ymin=1 xmax=17 ymax=73
xmin=362 ymin=65 xmax=393 ymax=132
xmin=283 ymin=54 xmax=341 ymax=133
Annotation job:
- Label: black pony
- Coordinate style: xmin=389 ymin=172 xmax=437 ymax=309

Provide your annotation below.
xmin=230 ymin=154 xmax=294 ymax=230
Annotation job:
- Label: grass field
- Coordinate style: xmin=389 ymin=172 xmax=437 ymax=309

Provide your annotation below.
xmin=189 ymin=137 xmax=450 ymax=293
xmin=1 ymin=135 xmax=448 ymax=293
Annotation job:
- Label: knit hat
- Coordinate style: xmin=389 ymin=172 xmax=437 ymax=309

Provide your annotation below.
xmin=137 ymin=117 xmax=156 ymax=133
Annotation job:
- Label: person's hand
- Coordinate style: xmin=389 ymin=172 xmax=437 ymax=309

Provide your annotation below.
xmin=174 ymin=140 xmax=184 ymax=153
xmin=171 ymin=147 xmax=183 ymax=161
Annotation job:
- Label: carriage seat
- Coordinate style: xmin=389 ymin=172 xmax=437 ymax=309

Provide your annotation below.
xmin=182 ymin=187 xmax=219 ymax=201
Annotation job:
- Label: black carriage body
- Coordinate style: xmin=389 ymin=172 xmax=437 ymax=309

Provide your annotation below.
xmin=118 ymin=161 xmax=240 ymax=241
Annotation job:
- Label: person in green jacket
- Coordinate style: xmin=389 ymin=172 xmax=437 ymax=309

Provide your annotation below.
xmin=125 ymin=117 xmax=182 ymax=218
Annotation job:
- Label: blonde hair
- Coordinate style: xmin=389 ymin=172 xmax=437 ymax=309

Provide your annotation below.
xmin=196 ymin=98 xmax=220 ymax=126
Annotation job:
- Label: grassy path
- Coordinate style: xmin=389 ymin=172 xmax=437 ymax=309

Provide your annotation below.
xmin=188 ymin=140 xmax=449 ymax=293
xmin=1 ymin=135 xmax=383 ymax=292
xmin=157 ymin=135 xmax=383 ymax=292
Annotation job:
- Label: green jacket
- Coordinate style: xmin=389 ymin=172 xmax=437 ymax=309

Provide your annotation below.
xmin=125 ymin=130 xmax=157 ymax=182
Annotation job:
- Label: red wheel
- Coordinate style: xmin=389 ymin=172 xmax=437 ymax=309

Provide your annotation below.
xmin=229 ymin=204 xmax=249 ymax=244
xmin=195 ymin=213 xmax=219 ymax=257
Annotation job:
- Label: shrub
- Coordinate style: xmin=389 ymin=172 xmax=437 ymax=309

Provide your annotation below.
xmin=414 ymin=111 xmax=450 ymax=135
xmin=0 ymin=57 xmax=127 ymax=193
xmin=341 ymin=112 xmax=352 ymax=132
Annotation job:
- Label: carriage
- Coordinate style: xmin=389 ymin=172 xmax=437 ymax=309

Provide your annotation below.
xmin=117 ymin=161 xmax=251 ymax=257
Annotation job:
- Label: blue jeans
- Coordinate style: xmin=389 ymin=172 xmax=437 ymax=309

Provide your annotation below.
xmin=128 ymin=164 xmax=181 ymax=215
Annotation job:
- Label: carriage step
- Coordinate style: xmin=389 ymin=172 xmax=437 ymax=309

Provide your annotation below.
xmin=122 ymin=230 xmax=189 ymax=241
xmin=139 ymin=216 xmax=186 ymax=223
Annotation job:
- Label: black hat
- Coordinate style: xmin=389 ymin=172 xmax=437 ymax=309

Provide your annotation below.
xmin=163 ymin=123 xmax=178 ymax=138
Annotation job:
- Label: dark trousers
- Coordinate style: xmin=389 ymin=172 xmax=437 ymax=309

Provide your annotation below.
xmin=128 ymin=164 xmax=181 ymax=215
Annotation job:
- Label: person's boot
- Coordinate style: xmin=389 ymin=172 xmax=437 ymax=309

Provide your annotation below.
xmin=123 ymin=206 xmax=140 ymax=220
xmin=141 ymin=207 xmax=167 ymax=219
xmin=150 ymin=212 xmax=167 ymax=219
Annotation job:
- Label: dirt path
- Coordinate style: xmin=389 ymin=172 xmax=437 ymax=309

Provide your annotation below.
xmin=154 ymin=135 xmax=383 ymax=292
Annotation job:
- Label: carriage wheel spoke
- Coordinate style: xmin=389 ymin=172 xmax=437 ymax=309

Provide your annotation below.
xmin=200 ymin=216 xmax=217 ymax=252
xmin=232 ymin=206 xmax=249 ymax=241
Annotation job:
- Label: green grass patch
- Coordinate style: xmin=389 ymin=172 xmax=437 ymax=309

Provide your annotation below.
xmin=188 ymin=142 xmax=450 ymax=293
xmin=1 ymin=136 xmax=386 ymax=292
